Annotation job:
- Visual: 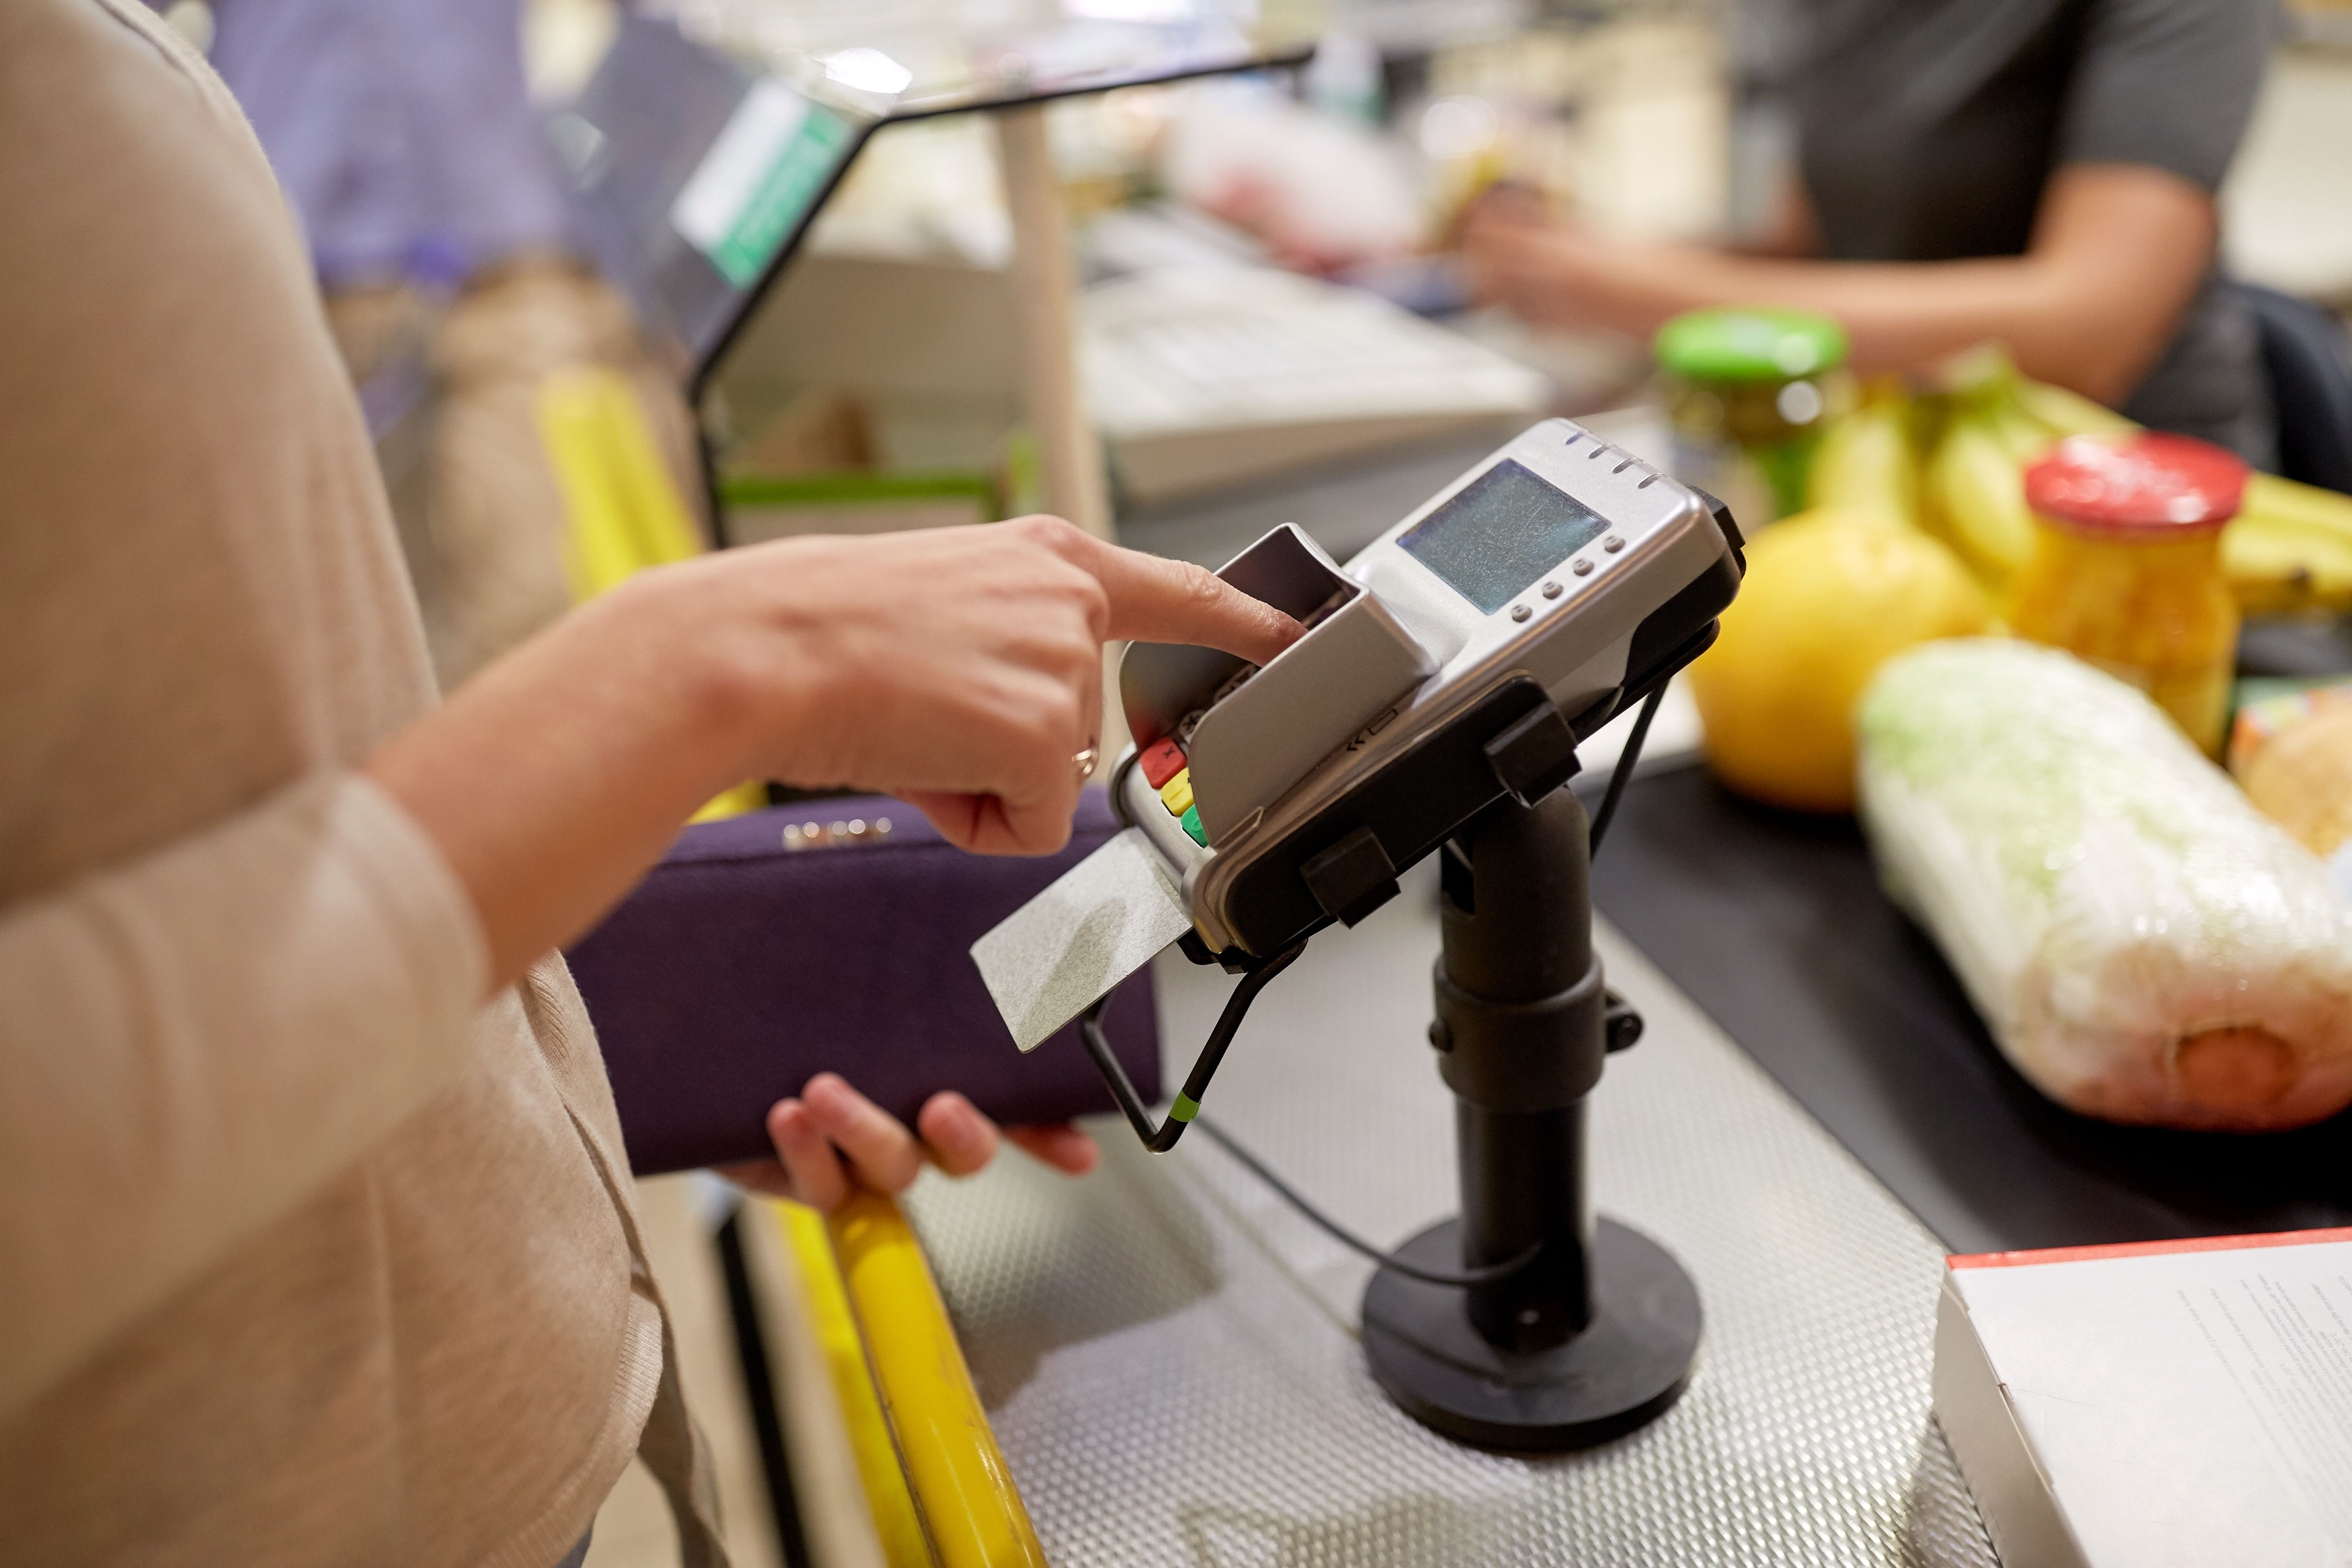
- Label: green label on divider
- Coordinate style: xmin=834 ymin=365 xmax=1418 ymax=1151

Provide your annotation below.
xmin=710 ymin=111 xmax=849 ymax=286
xmin=670 ymin=79 xmax=853 ymax=288
xmin=1171 ymin=1094 xmax=1201 ymax=1123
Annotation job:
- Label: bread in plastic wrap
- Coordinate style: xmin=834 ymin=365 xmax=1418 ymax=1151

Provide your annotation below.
xmin=1856 ymin=638 xmax=2352 ymax=1130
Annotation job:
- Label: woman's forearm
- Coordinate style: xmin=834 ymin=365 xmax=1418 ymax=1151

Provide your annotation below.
xmin=1560 ymin=242 xmax=2081 ymax=378
xmin=364 ymin=518 xmax=1301 ymax=996
xmin=1467 ymin=165 xmax=2217 ymax=404
xmin=363 ymin=568 xmax=754 ymax=992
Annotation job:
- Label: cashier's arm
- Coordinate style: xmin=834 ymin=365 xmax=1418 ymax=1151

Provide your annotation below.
xmin=1463 ymin=163 xmax=2217 ymax=406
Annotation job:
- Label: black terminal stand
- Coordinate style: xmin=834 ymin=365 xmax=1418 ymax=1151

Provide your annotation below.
xmin=1360 ymin=787 xmax=1702 ymax=1451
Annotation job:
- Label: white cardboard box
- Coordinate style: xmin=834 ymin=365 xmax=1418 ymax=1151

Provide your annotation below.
xmin=1934 ymin=1227 xmax=2352 ymax=1567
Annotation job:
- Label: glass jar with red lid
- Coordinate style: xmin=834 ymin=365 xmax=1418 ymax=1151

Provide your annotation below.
xmin=2008 ymin=432 xmax=2249 ymax=756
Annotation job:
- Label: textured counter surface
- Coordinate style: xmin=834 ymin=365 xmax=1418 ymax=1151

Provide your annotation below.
xmin=905 ymin=864 xmax=1998 ymax=1566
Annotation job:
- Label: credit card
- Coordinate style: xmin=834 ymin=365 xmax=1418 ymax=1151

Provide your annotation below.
xmin=970 ymin=826 xmax=1191 ymax=1052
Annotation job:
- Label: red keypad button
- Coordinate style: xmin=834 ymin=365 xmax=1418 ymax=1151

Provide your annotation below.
xmin=1139 ymin=736 xmax=1188 ymax=789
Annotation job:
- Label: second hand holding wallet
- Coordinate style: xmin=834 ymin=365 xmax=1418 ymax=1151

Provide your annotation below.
xmin=567 ymin=789 xmax=1161 ymax=1177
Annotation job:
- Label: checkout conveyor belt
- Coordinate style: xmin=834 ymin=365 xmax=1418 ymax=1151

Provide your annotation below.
xmin=903 ymin=859 xmax=1999 ymax=1567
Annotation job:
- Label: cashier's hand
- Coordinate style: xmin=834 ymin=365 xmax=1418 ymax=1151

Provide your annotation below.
xmin=1458 ymin=187 xmax=1605 ymax=330
xmin=720 ymin=1074 xmax=1098 ymax=1211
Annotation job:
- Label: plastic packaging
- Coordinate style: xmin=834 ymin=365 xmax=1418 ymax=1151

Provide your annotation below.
xmin=1857 ymin=639 xmax=2352 ymax=1130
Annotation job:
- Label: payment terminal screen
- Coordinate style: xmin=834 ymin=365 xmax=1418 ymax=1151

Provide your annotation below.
xmin=1398 ymin=459 xmax=1607 ymax=614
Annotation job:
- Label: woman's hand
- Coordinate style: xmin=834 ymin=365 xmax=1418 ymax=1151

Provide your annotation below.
xmin=365 ymin=515 xmax=1300 ymax=993
xmin=720 ymin=1073 xmax=1098 ymax=1212
xmin=676 ymin=515 xmax=1299 ymax=854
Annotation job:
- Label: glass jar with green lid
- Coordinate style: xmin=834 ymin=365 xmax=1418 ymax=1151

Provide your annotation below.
xmin=1655 ymin=307 xmax=1851 ymax=525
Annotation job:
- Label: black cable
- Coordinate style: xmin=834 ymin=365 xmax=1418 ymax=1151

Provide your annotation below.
xmin=1585 ymin=680 xmax=1667 ymax=858
xmin=1080 ymin=942 xmax=1543 ymax=1288
xmin=1191 ymin=1115 xmax=1543 ymax=1288
xmin=1078 ymin=938 xmax=1308 ymax=1152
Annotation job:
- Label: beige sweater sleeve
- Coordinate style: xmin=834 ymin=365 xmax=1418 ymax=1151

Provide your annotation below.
xmin=0 ymin=773 xmax=488 ymax=1422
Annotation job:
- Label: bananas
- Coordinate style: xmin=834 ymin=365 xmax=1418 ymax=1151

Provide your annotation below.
xmin=2011 ymin=377 xmax=2135 ymax=440
xmin=1806 ymin=347 xmax=2352 ymax=617
xmin=1807 ymin=376 xmax=1921 ymax=530
xmin=2230 ymin=473 xmax=2352 ymax=615
xmin=1925 ymin=411 xmax=2037 ymax=583
xmin=2222 ymin=515 xmax=2352 ymax=616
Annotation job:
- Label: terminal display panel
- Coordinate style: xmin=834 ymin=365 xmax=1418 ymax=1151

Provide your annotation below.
xmin=1397 ymin=459 xmax=1608 ymax=614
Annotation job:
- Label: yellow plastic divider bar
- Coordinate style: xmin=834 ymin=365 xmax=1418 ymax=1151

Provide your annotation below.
xmin=534 ymin=365 xmax=763 ymax=822
xmin=827 ymin=1191 xmax=1050 ymax=1568
xmin=778 ymin=1202 xmax=932 ymax=1568
xmin=536 ymin=365 xmax=704 ymax=599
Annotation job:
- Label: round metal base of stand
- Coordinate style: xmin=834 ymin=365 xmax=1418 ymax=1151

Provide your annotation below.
xmin=1361 ymin=1217 xmax=1702 ymax=1452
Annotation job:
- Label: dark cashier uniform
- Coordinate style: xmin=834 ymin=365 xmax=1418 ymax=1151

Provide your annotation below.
xmin=1788 ymin=0 xmax=2280 ymax=460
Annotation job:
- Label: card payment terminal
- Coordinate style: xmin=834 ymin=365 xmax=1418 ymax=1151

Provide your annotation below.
xmin=973 ymin=417 xmax=1740 ymax=1453
xmin=973 ymin=417 xmax=1743 ymax=1054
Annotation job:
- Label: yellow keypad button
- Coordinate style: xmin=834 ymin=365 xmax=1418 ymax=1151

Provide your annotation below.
xmin=1159 ymin=768 xmax=1194 ymax=817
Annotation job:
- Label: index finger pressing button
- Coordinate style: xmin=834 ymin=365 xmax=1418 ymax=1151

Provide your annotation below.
xmin=1087 ymin=542 xmax=1303 ymax=667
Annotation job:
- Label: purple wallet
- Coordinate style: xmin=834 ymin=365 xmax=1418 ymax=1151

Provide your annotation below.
xmin=565 ymin=790 xmax=1161 ymax=1176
